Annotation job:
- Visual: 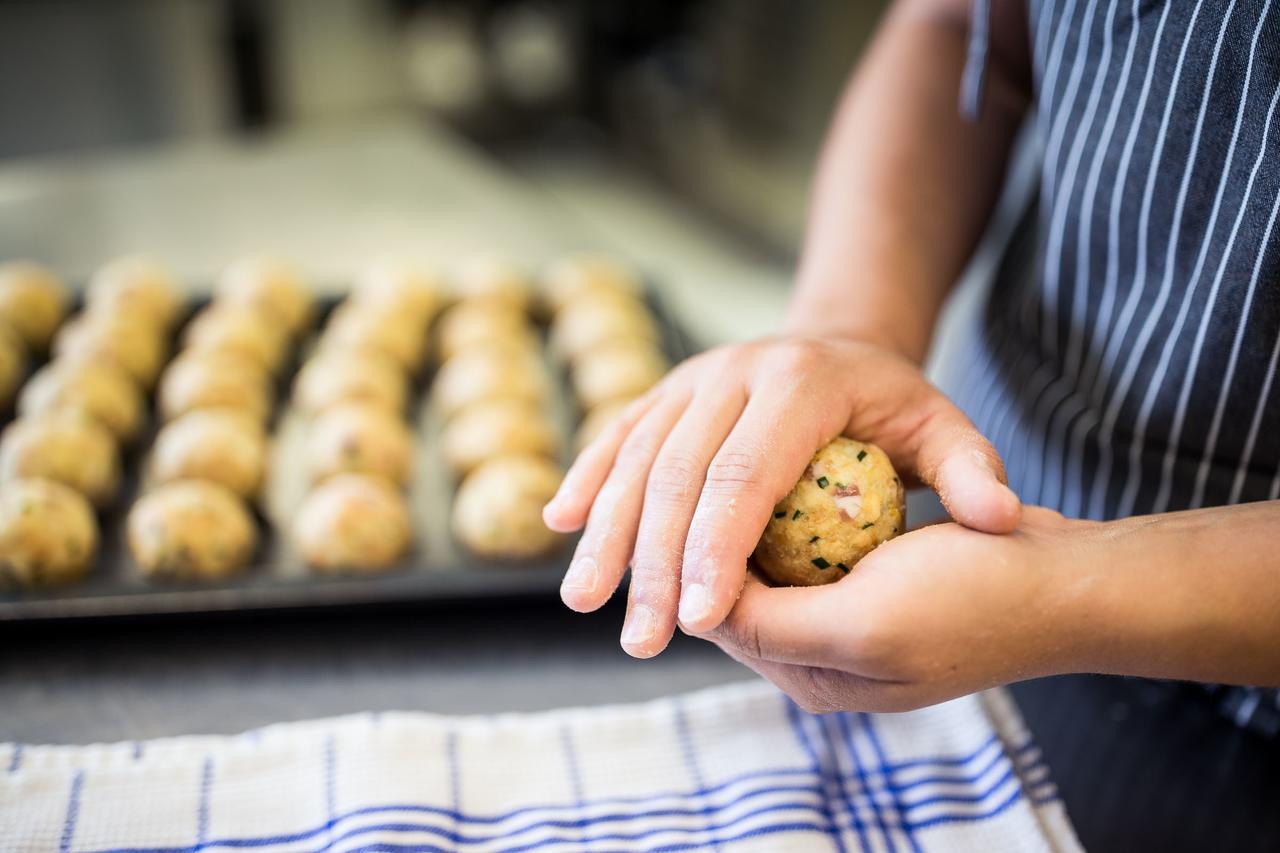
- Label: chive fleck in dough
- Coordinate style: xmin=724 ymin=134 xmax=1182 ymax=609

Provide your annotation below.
xmin=150 ymin=409 xmax=267 ymax=500
xmin=53 ymin=312 xmax=168 ymax=389
xmin=305 ymin=403 xmax=414 ymax=487
xmin=19 ymin=358 xmax=145 ymax=443
xmin=452 ymin=454 xmax=565 ymax=559
xmin=753 ymin=437 xmax=905 ymax=587
xmin=128 ymin=480 xmax=257 ymax=581
xmin=0 ymin=413 xmax=121 ymax=508
xmin=293 ymin=474 xmax=412 ymax=573
xmin=0 ymin=261 xmax=69 ymax=352
xmin=293 ymin=348 xmax=408 ymax=416
xmin=0 ymin=478 xmax=98 ymax=587
xmin=216 ymin=256 xmax=313 ymax=337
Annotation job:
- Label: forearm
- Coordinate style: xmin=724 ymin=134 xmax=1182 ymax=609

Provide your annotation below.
xmin=785 ymin=0 xmax=1031 ymax=363
xmin=1060 ymin=502 xmax=1280 ymax=687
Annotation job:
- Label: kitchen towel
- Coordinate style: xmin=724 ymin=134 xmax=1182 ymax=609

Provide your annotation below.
xmin=1 ymin=680 xmax=1080 ymax=853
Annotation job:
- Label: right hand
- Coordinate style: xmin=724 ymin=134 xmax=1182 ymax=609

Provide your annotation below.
xmin=541 ymin=335 xmax=1021 ymax=659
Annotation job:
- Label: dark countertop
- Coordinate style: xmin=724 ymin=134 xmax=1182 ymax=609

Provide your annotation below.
xmin=2 ymin=599 xmax=1277 ymax=852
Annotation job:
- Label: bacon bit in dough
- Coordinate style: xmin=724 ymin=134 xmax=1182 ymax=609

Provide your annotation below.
xmin=833 ymin=482 xmax=863 ymax=521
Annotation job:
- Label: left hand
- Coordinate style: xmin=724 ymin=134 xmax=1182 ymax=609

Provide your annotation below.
xmin=692 ymin=506 xmax=1096 ymax=713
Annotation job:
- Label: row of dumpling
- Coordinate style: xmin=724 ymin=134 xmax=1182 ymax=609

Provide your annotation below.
xmin=124 ymin=258 xmax=310 ymax=581
xmin=431 ymin=259 xmax=567 ymax=560
xmin=287 ymin=259 xmax=444 ymax=574
xmin=0 ymin=256 xmax=305 ymax=586
xmin=545 ymin=257 xmax=670 ymax=450
xmin=0 ymin=258 xmax=145 ymax=587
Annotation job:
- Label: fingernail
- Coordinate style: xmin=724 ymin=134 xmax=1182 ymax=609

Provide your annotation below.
xmin=621 ymin=605 xmax=656 ymax=649
xmin=562 ymin=555 xmax=598 ymax=592
xmin=679 ymin=583 xmax=713 ymax=627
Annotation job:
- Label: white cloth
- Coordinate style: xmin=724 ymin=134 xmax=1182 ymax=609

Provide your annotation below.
xmin=1 ymin=681 xmax=1080 ymax=853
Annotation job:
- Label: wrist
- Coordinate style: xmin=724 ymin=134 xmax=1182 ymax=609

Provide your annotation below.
xmin=780 ymin=304 xmax=926 ymax=362
xmin=1045 ymin=512 xmax=1200 ymax=679
xmin=1028 ymin=514 xmax=1122 ymax=677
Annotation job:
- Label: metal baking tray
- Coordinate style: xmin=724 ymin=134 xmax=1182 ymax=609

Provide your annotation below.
xmin=0 ymin=287 xmax=695 ymax=622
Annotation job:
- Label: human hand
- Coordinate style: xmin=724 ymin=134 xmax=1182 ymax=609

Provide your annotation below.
xmin=694 ymin=507 xmax=1091 ymax=712
xmin=542 ymin=335 xmax=1022 ymax=658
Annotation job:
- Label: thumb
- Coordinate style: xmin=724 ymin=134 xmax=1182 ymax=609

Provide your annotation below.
xmin=912 ymin=397 xmax=1021 ymax=533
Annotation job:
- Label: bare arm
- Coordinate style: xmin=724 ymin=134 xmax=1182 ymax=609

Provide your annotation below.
xmin=787 ymin=0 xmax=1032 ymax=362
xmin=695 ymin=502 xmax=1280 ymax=713
xmin=544 ymin=0 xmax=1031 ymax=658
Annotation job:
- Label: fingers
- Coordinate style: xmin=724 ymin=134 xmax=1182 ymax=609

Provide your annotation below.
xmin=559 ymin=390 xmax=691 ymax=614
xmin=717 ymin=642 xmax=918 ymax=714
xmin=695 ymin=574 xmax=841 ymax=667
xmin=910 ymin=395 xmax=1021 ymax=533
xmin=622 ymin=383 xmax=750 ymax=658
xmin=677 ymin=381 xmax=843 ymax=634
xmin=543 ymin=392 xmax=659 ymax=533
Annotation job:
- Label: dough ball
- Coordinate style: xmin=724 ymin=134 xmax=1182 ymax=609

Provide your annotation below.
xmin=150 ymin=409 xmax=267 ymax=500
xmin=157 ymin=351 xmax=274 ymax=425
xmin=19 ymin=359 xmax=145 ymax=443
xmin=305 ymin=403 xmax=414 ymax=486
xmin=571 ymin=341 xmax=668 ymax=411
xmin=293 ymin=474 xmax=411 ymax=573
xmin=454 ymin=257 xmax=533 ymax=311
xmin=355 ymin=257 xmax=446 ymax=324
xmin=549 ymin=291 xmax=658 ymax=362
xmin=322 ymin=302 xmax=426 ymax=374
xmin=441 ymin=398 xmax=560 ymax=476
xmin=86 ymin=255 xmax=183 ymax=332
xmin=216 ymin=256 xmax=312 ymax=337
xmin=452 ymin=454 xmax=565 ymax=559
xmin=574 ymin=396 xmax=636 ymax=453
xmin=0 ymin=261 xmax=69 ymax=352
xmin=183 ymin=304 xmax=288 ymax=374
xmin=0 ymin=478 xmax=98 ymax=587
xmin=753 ymin=438 xmax=905 ymax=587
xmin=437 ymin=298 xmax=537 ymax=361
xmin=127 ymin=480 xmax=257 ymax=581
xmin=0 ymin=323 xmax=29 ymax=409
xmin=541 ymin=254 xmax=642 ymax=315
xmin=433 ymin=345 xmax=550 ymax=419
xmin=53 ymin=311 xmax=168 ymax=389
xmin=293 ymin=348 xmax=408 ymax=416
xmin=0 ymin=413 xmax=121 ymax=507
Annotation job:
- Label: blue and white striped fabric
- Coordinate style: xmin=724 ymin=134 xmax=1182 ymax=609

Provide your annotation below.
xmin=0 ymin=681 xmax=1078 ymax=853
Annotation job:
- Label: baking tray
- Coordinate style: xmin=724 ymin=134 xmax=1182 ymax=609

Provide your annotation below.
xmin=0 ymin=287 xmax=695 ymax=622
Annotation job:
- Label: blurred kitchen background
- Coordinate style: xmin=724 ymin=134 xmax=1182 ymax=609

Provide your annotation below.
xmin=0 ymin=0 xmax=889 ymax=313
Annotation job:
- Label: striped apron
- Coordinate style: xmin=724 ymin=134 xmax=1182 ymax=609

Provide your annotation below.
xmin=956 ymin=0 xmax=1280 ymax=735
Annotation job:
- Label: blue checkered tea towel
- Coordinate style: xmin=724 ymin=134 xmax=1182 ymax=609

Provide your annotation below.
xmin=0 ymin=680 xmax=1079 ymax=852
